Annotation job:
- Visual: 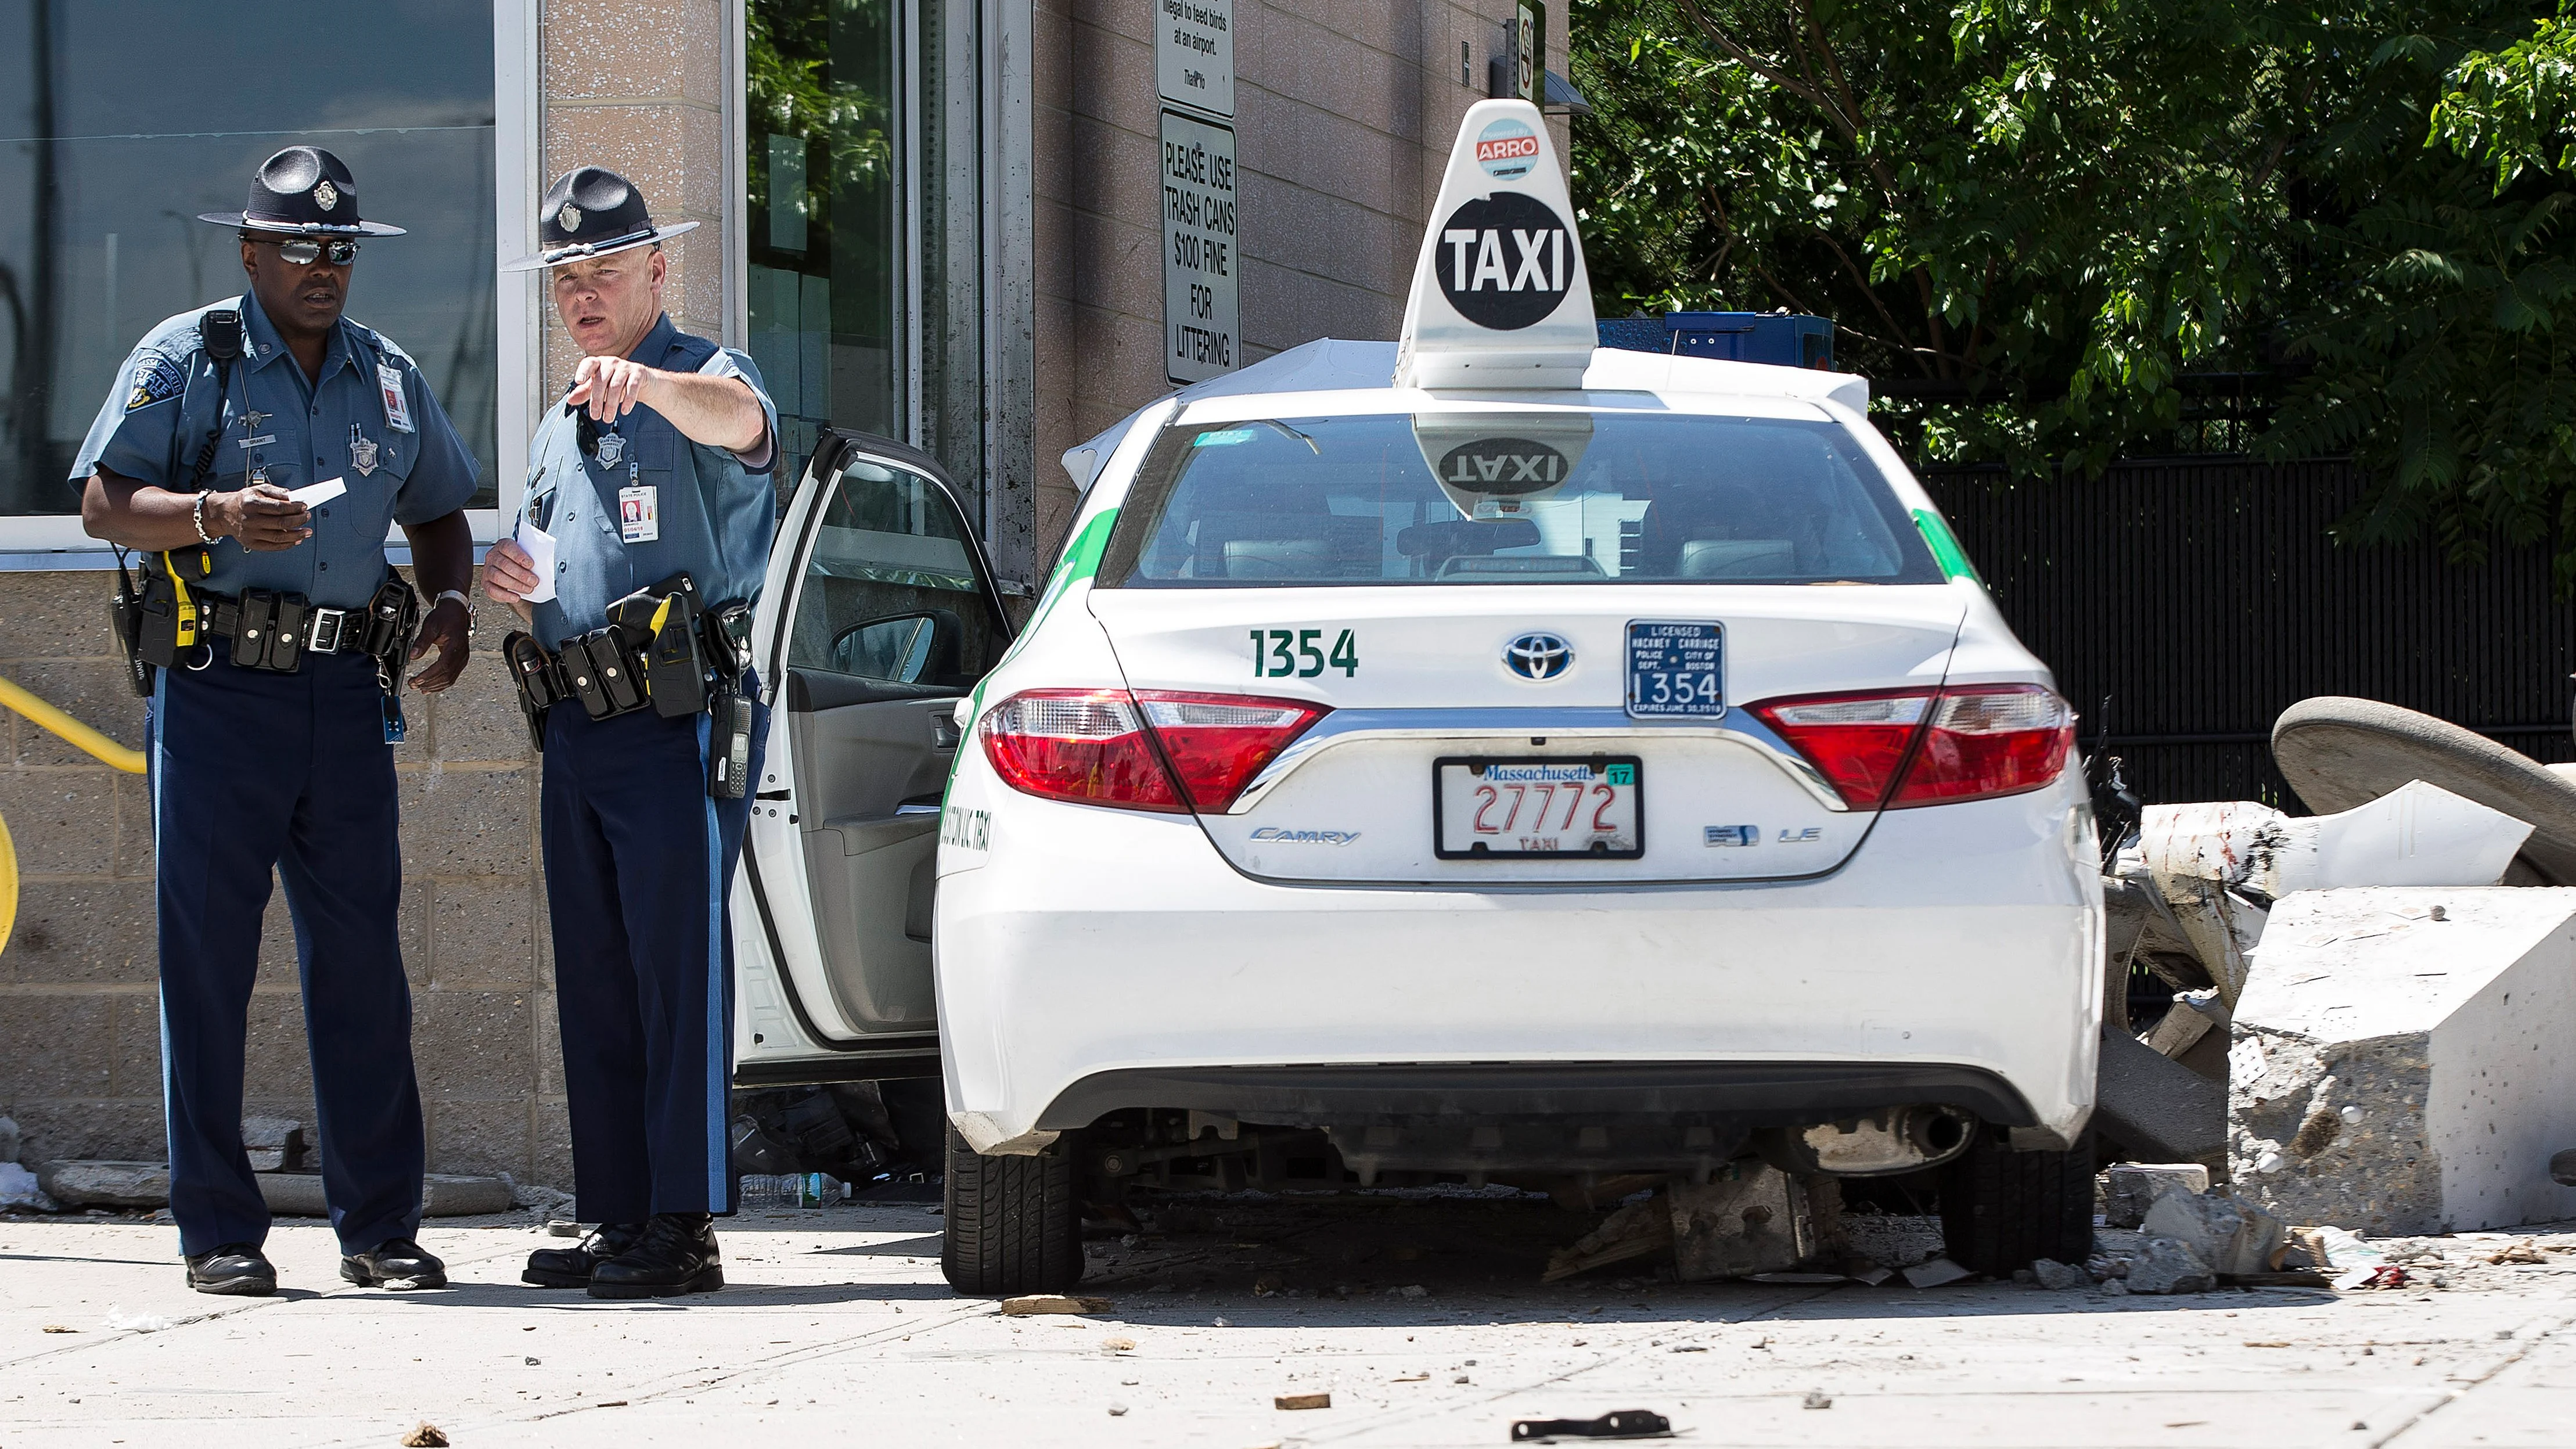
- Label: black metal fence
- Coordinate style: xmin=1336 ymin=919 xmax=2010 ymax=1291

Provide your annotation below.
xmin=1919 ymin=458 xmax=2576 ymax=811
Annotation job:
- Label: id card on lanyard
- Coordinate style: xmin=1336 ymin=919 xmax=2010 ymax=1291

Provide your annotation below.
xmin=377 ymin=362 xmax=415 ymax=433
xmin=619 ymin=472 xmax=659 ymax=544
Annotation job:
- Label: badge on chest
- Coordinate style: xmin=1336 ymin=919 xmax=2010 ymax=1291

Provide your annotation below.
xmin=618 ymin=483 xmax=659 ymax=543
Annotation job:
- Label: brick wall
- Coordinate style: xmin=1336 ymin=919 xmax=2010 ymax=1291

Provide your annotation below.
xmin=0 ymin=568 xmax=568 ymax=1186
xmin=1031 ymin=0 xmax=1570 ymax=560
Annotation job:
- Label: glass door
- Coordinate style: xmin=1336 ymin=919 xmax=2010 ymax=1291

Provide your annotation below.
xmin=747 ymin=0 xmax=985 ymax=523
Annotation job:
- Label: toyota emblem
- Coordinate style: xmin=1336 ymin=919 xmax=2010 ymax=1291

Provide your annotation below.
xmin=1505 ymin=632 xmax=1573 ymax=679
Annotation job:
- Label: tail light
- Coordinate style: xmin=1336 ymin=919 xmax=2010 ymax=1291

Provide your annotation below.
xmin=1134 ymin=692 xmax=1328 ymax=812
xmin=978 ymin=690 xmax=1185 ymax=812
xmin=979 ymin=688 xmax=1326 ymax=814
xmin=1748 ymin=684 xmax=2073 ymax=810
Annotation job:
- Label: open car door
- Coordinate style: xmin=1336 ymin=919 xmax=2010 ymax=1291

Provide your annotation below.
xmin=733 ymin=432 xmax=1014 ymax=1085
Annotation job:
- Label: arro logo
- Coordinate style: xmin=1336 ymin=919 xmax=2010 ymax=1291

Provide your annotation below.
xmin=1474 ymin=118 xmax=1541 ymax=180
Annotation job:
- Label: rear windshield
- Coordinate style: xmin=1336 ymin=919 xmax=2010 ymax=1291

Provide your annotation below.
xmin=1097 ymin=411 xmax=1942 ymax=588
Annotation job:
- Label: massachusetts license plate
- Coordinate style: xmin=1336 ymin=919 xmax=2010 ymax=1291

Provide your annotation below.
xmin=1434 ymin=757 xmax=1644 ymax=858
xmin=1626 ymin=620 xmax=1725 ymax=718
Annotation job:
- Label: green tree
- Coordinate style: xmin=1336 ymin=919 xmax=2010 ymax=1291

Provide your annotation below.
xmin=1571 ymin=0 xmax=2576 ymax=577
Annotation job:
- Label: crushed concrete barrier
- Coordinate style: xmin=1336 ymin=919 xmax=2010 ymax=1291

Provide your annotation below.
xmin=2273 ymin=697 xmax=2576 ymax=884
xmin=2230 ymin=887 xmax=2576 ymax=1234
xmin=1668 ymin=1166 xmax=1815 ymax=1282
xmin=2126 ymin=1236 xmax=2217 ymax=1294
xmin=2096 ymin=1027 xmax=2229 ymax=1167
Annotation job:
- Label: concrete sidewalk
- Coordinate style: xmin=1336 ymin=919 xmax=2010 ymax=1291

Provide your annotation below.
xmin=6 ymin=1197 xmax=2576 ymax=1447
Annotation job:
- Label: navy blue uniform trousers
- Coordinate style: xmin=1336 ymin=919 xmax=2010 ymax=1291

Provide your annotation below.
xmin=150 ymin=641 xmax=422 ymax=1258
xmin=541 ymin=681 xmax=767 ymax=1223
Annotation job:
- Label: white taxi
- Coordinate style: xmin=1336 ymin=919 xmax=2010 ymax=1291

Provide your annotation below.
xmin=730 ymin=100 xmax=2103 ymax=1295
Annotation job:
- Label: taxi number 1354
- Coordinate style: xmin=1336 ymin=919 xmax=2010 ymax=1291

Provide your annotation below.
xmin=1250 ymin=628 xmax=1359 ymax=678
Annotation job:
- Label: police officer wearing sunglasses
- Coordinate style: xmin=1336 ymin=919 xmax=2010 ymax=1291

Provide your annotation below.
xmin=73 ymin=146 xmax=479 ymax=1296
xmin=482 ymin=167 xmax=777 ymax=1299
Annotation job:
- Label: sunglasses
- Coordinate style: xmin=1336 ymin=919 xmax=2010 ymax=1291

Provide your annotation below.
xmin=258 ymin=238 xmax=361 ymax=266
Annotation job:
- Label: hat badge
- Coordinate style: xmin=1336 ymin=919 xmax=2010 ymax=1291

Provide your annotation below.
xmin=312 ymin=179 xmax=339 ymax=211
xmin=558 ymin=203 xmax=582 ymax=234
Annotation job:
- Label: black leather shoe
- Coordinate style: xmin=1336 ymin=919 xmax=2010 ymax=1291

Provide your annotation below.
xmin=185 ymin=1243 xmax=277 ymax=1296
xmin=523 ymin=1221 xmax=645 ymax=1288
xmin=588 ymin=1213 xmax=724 ymax=1299
xmin=340 ymin=1237 xmax=448 ymax=1290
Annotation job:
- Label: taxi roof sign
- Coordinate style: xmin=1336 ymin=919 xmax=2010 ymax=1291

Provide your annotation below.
xmin=1395 ymin=99 xmax=1597 ymax=390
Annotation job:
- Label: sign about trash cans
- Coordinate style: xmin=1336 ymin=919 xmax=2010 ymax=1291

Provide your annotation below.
xmin=1156 ymin=0 xmax=1234 ymax=117
xmin=1161 ymin=108 xmax=1239 ymax=385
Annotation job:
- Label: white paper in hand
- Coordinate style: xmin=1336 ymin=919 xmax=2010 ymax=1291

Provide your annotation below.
xmin=286 ymin=477 xmax=347 ymax=508
xmin=513 ymin=514 xmax=559 ymax=603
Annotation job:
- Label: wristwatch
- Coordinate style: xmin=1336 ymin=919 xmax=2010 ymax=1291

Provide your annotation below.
xmin=436 ymin=588 xmax=475 ymax=631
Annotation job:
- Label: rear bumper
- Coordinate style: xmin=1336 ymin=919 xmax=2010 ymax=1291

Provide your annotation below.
xmin=935 ymin=774 xmax=2103 ymax=1156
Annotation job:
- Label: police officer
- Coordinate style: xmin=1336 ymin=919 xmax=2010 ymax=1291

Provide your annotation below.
xmin=74 ymin=147 xmax=479 ymax=1295
xmin=483 ymin=167 xmax=776 ymax=1298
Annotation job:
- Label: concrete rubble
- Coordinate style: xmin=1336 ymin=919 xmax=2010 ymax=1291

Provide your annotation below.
xmin=2102 ymin=1163 xmax=2210 ymax=1228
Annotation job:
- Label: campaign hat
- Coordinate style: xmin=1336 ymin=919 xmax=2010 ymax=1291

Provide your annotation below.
xmin=196 ymin=146 xmax=404 ymax=237
xmin=502 ymin=167 xmax=699 ymax=272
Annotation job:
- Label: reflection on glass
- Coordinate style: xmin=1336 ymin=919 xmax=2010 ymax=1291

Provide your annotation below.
xmin=748 ymin=0 xmax=984 ymax=521
xmin=787 ymin=459 xmax=1003 ymax=689
xmin=0 ymin=0 xmax=499 ymax=516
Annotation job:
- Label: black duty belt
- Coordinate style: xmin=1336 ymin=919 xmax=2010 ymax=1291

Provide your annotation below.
xmin=501 ymin=571 xmax=755 ymax=797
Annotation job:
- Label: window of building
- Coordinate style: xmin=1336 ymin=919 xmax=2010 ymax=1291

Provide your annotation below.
xmin=747 ymin=0 xmax=987 ymax=527
xmin=0 ymin=0 xmax=500 ymax=548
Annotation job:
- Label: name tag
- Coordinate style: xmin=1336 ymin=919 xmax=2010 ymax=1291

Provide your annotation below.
xmin=377 ymin=362 xmax=415 ymax=433
xmin=618 ymin=484 xmax=659 ymax=544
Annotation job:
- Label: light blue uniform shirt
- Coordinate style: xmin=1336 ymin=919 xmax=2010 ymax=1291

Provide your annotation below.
xmin=71 ymin=292 xmax=480 ymax=610
xmin=521 ymin=312 xmax=780 ymax=645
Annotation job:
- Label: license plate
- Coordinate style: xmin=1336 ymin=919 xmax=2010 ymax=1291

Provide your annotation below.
xmin=1434 ymin=757 xmax=1644 ymax=858
xmin=1626 ymin=620 xmax=1725 ymax=718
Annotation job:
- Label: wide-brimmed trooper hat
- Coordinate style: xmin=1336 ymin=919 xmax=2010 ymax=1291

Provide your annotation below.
xmin=197 ymin=146 xmax=405 ymax=237
xmin=502 ymin=167 xmax=699 ymax=272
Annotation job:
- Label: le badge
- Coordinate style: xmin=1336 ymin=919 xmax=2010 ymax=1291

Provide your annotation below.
xmin=377 ymin=362 xmax=415 ymax=433
xmin=618 ymin=484 xmax=659 ymax=544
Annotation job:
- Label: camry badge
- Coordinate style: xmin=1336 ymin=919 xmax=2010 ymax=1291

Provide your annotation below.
xmin=1505 ymin=632 xmax=1573 ymax=680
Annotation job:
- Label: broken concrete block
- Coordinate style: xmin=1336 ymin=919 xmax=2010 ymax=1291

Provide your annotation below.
xmin=36 ymin=1160 xmax=168 ymax=1207
xmin=2231 ymin=887 xmax=2576 ymax=1234
xmin=240 ymin=1117 xmax=303 ymax=1174
xmin=2125 ymin=1236 xmax=2217 ymax=1294
xmin=2030 ymin=1257 xmax=2091 ymax=1290
xmin=0 ymin=1162 xmax=57 ymax=1210
xmin=999 ymin=1295 xmax=1115 ymax=1316
xmin=1668 ymin=1164 xmax=1815 ymax=1282
xmin=1542 ymin=1193 xmax=1675 ymax=1283
xmin=2096 ymin=1027 xmax=2228 ymax=1167
xmin=2140 ymin=1189 xmax=2286 ymax=1276
xmin=2102 ymin=1164 xmax=2211 ymax=1228
xmin=2143 ymin=996 xmax=2218 ymax=1059
xmin=0 ymin=1116 xmax=20 ymax=1164
xmin=256 ymin=1173 xmax=515 ymax=1218
xmin=2273 ymin=697 xmax=2576 ymax=885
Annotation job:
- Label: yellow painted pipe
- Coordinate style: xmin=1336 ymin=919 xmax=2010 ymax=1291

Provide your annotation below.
xmin=0 ymin=674 xmax=146 ymax=774
xmin=0 ymin=808 xmax=14 ymax=956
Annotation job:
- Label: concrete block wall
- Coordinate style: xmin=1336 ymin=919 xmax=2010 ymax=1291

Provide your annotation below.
xmin=1031 ymin=0 xmax=1570 ymax=561
xmin=0 ymin=570 xmax=567 ymax=1186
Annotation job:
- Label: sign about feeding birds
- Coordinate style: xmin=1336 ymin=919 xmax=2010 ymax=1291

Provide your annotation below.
xmin=1157 ymin=0 xmax=1235 ymax=117
xmin=1162 ymin=107 xmax=1239 ymax=384
xmin=1396 ymin=99 xmax=1596 ymax=390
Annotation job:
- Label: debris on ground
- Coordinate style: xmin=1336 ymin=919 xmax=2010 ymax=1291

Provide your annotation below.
xmin=1901 ymin=1256 xmax=1974 ymax=1288
xmin=2030 ymin=1257 xmax=2091 ymax=1290
xmin=399 ymin=1423 xmax=450 ymax=1448
xmin=999 ymin=1294 xmax=1114 ymax=1315
xmin=2125 ymin=1236 xmax=2218 ymax=1295
xmin=1667 ymin=1166 xmax=1814 ymax=1282
xmin=0 ymin=1160 xmax=57 ymax=1211
xmin=1274 ymin=1392 xmax=1331 ymax=1410
xmin=2142 ymin=1188 xmax=2287 ymax=1276
xmin=1509 ymin=1409 xmax=1672 ymax=1442
xmin=2102 ymin=1164 xmax=2210 ymax=1228
xmin=1803 ymin=1391 xmax=1834 ymax=1409
xmin=1541 ymin=1195 xmax=1672 ymax=1283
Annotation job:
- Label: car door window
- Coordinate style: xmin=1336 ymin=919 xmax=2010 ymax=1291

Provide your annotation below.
xmin=787 ymin=457 xmax=1007 ymax=691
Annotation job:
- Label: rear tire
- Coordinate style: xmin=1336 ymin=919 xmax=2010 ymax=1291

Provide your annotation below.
xmin=941 ymin=1124 xmax=1084 ymax=1295
xmin=1938 ymin=1128 xmax=2094 ymax=1275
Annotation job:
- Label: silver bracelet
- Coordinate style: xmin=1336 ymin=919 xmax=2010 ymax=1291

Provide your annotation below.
xmin=192 ymin=491 xmax=214 ymax=545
